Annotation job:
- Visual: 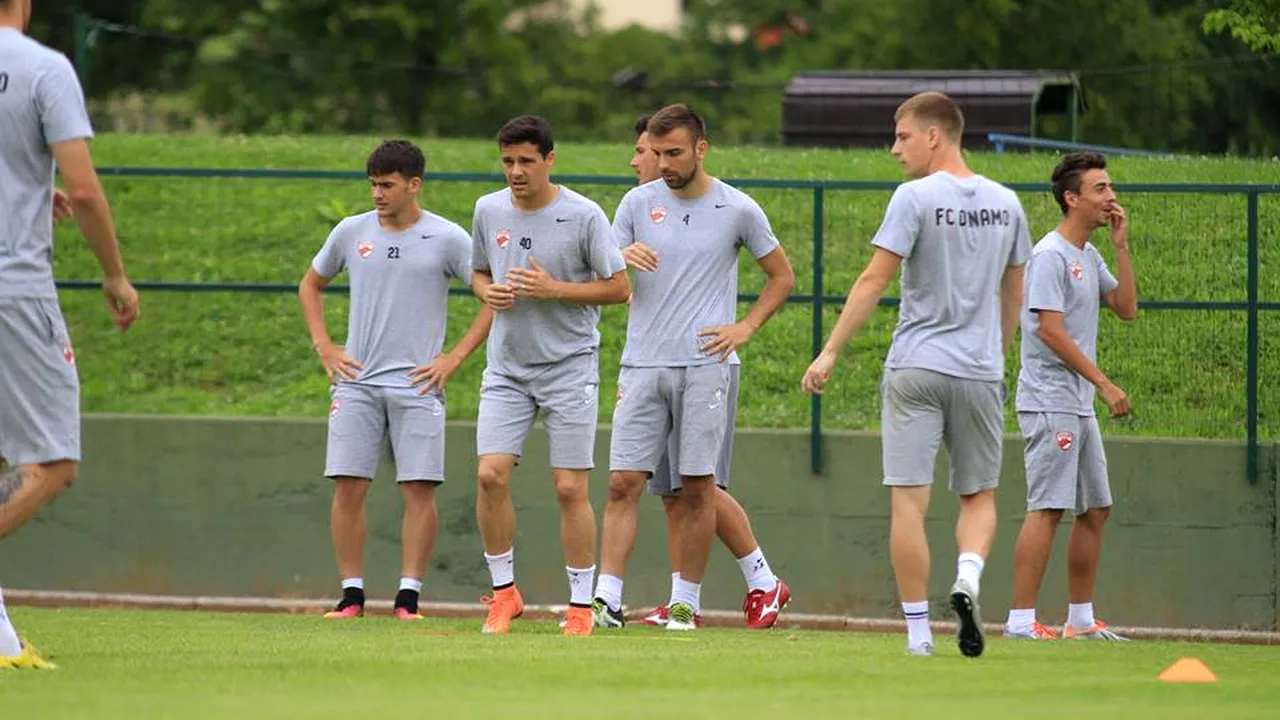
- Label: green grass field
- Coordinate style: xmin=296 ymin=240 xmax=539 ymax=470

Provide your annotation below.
xmin=53 ymin=134 xmax=1280 ymax=438
xmin=3 ymin=607 xmax=1279 ymax=719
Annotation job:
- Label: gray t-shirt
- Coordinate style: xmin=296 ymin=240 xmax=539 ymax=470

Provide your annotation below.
xmin=872 ymin=172 xmax=1031 ymax=382
xmin=613 ymin=178 xmax=779 ymax=367
xmin=1016 ymin=231 xmax=1119 ymax=416
xmin=0 ymin=28 xmax=95 ymax=300
xmin=471 ymin=186 xmax=626 ymax=377
xmin=312 ymin=209 xmax=472 ymax=388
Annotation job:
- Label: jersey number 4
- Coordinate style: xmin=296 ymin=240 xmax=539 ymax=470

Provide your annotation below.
xmin=387 ymin=246 xmax=401 ymax=259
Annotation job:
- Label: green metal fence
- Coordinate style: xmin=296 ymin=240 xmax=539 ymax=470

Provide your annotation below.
xmin=56 ymin=168 xmax=1280 ymax=482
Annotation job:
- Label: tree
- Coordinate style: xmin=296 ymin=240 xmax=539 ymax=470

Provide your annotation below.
xmin=1204 ymin=1 xmax=1280 ymax=53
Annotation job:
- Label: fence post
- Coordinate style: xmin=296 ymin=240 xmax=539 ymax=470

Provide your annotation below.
xmin=810 ymin=185 xmax=825 ymax=475
xmin=1247 ymin=191 xmax=1259 ymax=484
xmin=73 ymin=13 xmax=92 ymax=93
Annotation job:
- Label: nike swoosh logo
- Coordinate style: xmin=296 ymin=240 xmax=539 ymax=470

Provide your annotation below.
xmin=420 ymin=234 xmax=433 ymax=239
xmin=714 ymin=203 xmax=728 ymax=209
xmin=556 ymin=218 xmax=571 ymax=223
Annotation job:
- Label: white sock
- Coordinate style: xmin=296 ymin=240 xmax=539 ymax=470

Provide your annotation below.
xmin=0 ymin=587 xmax=21 ymax=657
xmin=485 ymin=548 xmax=515 ymax=588
xmin=666 ymin=572 xmax=680 ymax=606
xmin=595 ymin=573 xmax=624 ymax=611
xmin=672 ymin=577 xmax=701 ymax=613
xmin=956 ymin=552 xmax=985 ymax=596
xmin=1067 ymin=602 xmax=1095 ymax=629
xmin=399 ymin=577 xmax=423 ymax=593
xmin=1006 ymin=608 xmax=1036 ymax=630
xmin=903 ymin=600 xmax=931 ymax=647
xmin=567 ymin=566 xmax=596 ymax=606
xmin=737 ymin=548 xmax=776 ymax=592
xmin=341 ymin=577 xmax=364 ymax=591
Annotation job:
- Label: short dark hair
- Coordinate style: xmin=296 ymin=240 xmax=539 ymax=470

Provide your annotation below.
xmin=633 ymin=114 xmax=652 ymax=139
xmin=895 ymin=91 xmax=964 ymax=144
xmin=1051 ymin=151 xmax=1108 ymax=215
xmin=366 ymin=140 xmax=425 ymax=179
xmin=646 ymin=104 xmax=706 ymax=144
xmin=497 ymin=115 xmax=554 ymax=157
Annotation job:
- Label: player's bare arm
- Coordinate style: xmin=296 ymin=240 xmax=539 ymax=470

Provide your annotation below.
xmin=1036 ymin=310 xmax=1130 ymax=417
xmin=298 ymin=267 xmax=363 ymax=381
xmin=51 ymin=138 xmax=139 ymax=331
xmin=507 ymin=258 xmax=631 ymax=305
xmin=410 ymin=305 xmax=495 ymax=395
xmin=801 ymin=248 xmax=901 ymax=395
xmin=472 ymin=269 xmax=515 ymax=310
xmin=1000 ymin=264 xmax=1025 ymax=357
xmin=1101 ymin=203 xmax=1138 ymax=320
xmin=699 ymin=245 xmax=795 ymax=361
xmin=621 ymin=242 xmax=659 ymax=272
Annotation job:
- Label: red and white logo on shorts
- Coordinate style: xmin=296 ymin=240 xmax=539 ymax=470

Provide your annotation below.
xmin=496 ymin=229 xmax=512 ymax=248
xmin=1056 ymin=431 xmax=1074 ymax=451
xmin=616 ymin=386 xmax=625 ymax=403
xmin=329 ymin=397 xmax=341 ymax=417
xmin=650 ymin=206 xmax=668 ymax=224
xmin=357 ymin=239 xmax=375 ymax=259
xmin=1069 ymin=261 xmax=1084 ymax=281
xmin=62 ymin=340 xmax=75 ymax=365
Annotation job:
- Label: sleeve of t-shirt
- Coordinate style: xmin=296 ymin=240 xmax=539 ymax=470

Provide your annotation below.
xmin=584 ymin=204 xmax=627 ymax=278
xmin=311 ymin=219 xmax=350 ymax=279
xmin=1008 ymin=200 xmax=1032 ymax=267
xmin=738 ymin=197 xmax=781 ymax=260
xmin=612 ymin=190 xmax=636 ymax=249
xmin=446 ymin=224 xmax=473 ymax=284
xmin=36 ymin=54 xmax=94 ymax=145
xmin=870 ymin=184 xmax=920 ymax=259
xmin=1025 ymin=251 xmax=1068 ymax=314
xmin=1094 ymin=249 xmax=1119 ymax=296
xmin=470 ymin=203 xmax=490 ymax=273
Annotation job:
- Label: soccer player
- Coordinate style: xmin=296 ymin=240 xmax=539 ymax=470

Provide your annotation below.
xmin=1 ymin=0 xmax=141 ymax=669
xmin=596 ymin=105 xmax=795 ymax=632
xmin=298 ymin=140 xmax=493 ymax=621
xmin=801 ymin=91 xmax=1030 ymax=657
xmin=1003 ymin=151 xmax=1137 ymax=641
xmin=470 ymin=115 xmax=630 ymax=636
xmin=588 ymin=107 xmax=788 ymax=627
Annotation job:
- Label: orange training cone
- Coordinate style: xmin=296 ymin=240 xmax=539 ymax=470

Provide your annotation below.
xmin=1158 ymin=658 xmax=1217 ymax=683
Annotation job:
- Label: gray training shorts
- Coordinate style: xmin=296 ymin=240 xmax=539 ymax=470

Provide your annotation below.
xmin=1017 ymin=412 xmax=1112 ymax=515
xmin=325 ymin=382 xmax=446 ymax=482
xmin=646 ymin=365 xmax=739 ymax=496
xmin=880 ymin=367 xmax=1003 ymax=495
xmin=475 ymin=352 xmax=599 ymax=470
xmin=609 ymin=363 xmax=733 ymax=493
xmin=0 ymin=298 xmax=81 ymax=466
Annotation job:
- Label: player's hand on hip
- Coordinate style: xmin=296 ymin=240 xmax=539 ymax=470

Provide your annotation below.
xmin=1097 ymin=380 xmax=1130 ymax=418
xmin=483 ymin=283 xmax=516 ymax=310
xmin=409 ymin=353 xmax=461 ymax=395
xmin=697 ymin=321 xmax=753 ymax=362
xmin=102 ymin=275 xmax=140 ymax=331
xmin=507 ymin=258 xmax=560 ymax=299
xmin=622 ymin=243 xmax=659 ymax=272
xmin=801 ymin=349 xmax=837 ymax=395
xmin=318 ymin=342 xmax=362 ymax=382
xmin=52 ymin=189 xmax=74 ymax=226
xmin=1107 ymin=202 xmax=1128 ymax=247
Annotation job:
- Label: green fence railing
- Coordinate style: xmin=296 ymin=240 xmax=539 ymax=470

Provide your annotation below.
xmin=56 ymin=168 xmax=1280 ymax=483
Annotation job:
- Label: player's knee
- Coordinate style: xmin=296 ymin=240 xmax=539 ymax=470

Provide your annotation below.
xmin=476 ymin=462 xmax=510 ymax=496
xmin=553 ymin=474 xmax=588 ymax=507
xmin=332 ymin=477 xmax=370 ymax=507
xmin=1078 ymin=506 xmax=1110 ymax=528
xmin=42 ymin=460 xmax=77 ymax=493
xmin=606 ymin=472 xmax=644 ymax=504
